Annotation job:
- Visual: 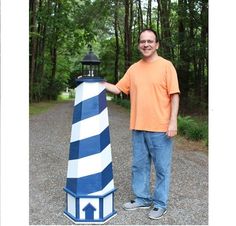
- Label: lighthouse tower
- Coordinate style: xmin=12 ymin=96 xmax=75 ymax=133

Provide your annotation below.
xmin=64 ymin=77 xmax=117 ymax=224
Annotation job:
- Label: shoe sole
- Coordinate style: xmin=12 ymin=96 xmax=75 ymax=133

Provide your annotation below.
xmin=123 ymin=206 xmax=151 ymax=211
xmin=148 ymin=209 xmax=167 ymax=220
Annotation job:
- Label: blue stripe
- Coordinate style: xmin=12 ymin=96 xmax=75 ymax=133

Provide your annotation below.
xmin=76 ymin=77 xmax=105 ymax=85
xmin=66 ymin=194 xmax=68 ymax=212
xmin=99 ymin=198 xmax=103 ymax=219
xmin=66 ymin=163 xmax=113 ymax=195
xmin=76 ymin=198 xmax=80 ymax=219
xmin=69 ymin=127 xmax=110 ymax=160
xmin=72 ymin=89 xmax=106 ymax=123
xmin=64 ymin=188 xmax=117 ymax=199
xmin=112 ymin=193 xmax=115 ymax=212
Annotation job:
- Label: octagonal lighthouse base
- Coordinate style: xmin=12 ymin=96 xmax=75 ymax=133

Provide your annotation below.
xmin=64 ymin=189 xmax=117 ymax=224
xmin=64 ymin=77 xmax=117 ymax=224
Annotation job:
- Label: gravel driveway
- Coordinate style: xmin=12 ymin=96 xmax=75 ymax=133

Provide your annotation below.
xmin=29 ymin=100 xmax=208 ymax=225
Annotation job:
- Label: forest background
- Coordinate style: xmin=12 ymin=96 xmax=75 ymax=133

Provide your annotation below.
xmin=29 ymin=0 xmax=208 ymax=115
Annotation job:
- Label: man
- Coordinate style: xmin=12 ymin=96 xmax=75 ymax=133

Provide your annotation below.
xmin=103 ymin=28 xmax=180 ymax=220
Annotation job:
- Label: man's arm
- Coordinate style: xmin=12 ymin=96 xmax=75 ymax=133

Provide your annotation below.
xmin=166 ymin=93 xmax=180 ymax=137
xmin=102 ymin=82 xmax=121 ymax=95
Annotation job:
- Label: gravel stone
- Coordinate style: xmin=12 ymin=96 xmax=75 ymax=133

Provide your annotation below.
xmin=29 ymin=101 xmax=208 ymax=225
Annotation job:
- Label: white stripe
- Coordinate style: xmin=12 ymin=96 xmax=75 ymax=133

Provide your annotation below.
xmin=88 ymin=180 xmax=115 ymax=196
xmin=103 ymin=194 xmax=113 ymax=217
xmin=70 ymin=108 xmax=108 ymax=142
xmin=74 ymin=82 xmax=105 ymax=106
xmin=67 ymin=193 xmax=76 ymax=217
xmin=67 ymin=144 xmax=112 ymax=178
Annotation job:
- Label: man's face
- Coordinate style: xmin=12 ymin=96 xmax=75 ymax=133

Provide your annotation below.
xmin=138 ymin=31 xmax=159 ymax=59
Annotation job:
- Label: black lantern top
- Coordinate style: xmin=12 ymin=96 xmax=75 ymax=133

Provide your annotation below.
xmin=80 ymin=45 xmax=101 ymax=77
xmin=76 ymin=45 xmax=104 ymax=84
xmin=81 ymin=45 xmax=101 ymax=65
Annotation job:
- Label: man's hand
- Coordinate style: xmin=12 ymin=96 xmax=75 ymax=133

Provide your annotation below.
xmin=102 ymin=82 xmax=121 ymax=95
xmin=166 ymin=119 xmax=177 ymax=138
xmin=166 ymin=93 xmax=179 ymax=138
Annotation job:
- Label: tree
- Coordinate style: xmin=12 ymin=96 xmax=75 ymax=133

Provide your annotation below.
xmin=29 ymin=0 xmax=208 ymax=114
xmin=147 ymin=0 xmax=152 ymax=27
xmin=157 ymin=0 xmax=174 ymax=59
xmin=177 ymin=0 xmax=190 ymax=106
xmin=124 ymin=0 xmax=133 ymax=71
xmin=136 ymin=0 xmax=143 ymax=33
xmin=29 ymin=0 xmax=38 ymax=102
xmin=114 ymin=0 xmax=120 ymax=83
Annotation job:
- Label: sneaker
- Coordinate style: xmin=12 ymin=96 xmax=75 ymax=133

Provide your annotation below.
xmin=123 ymin=200 xmax=151 ymax=210
xmin=148 ymin=208 xmax=167 ymax=219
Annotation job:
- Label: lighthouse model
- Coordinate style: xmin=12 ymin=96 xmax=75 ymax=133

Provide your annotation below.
xmin=64 ymin=73 xmax=117 ymax=224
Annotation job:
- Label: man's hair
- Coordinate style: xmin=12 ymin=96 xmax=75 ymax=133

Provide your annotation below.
xmin=138 ymin=28 xmax=159 ymax=43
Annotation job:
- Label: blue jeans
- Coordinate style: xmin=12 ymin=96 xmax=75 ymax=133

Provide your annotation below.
xmin=131 ymin=130 xmax=173 ymax=209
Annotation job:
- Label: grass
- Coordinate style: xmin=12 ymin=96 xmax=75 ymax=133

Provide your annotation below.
xmin=29 ymin=101 xmax=60 ymax=116
xmin=29 ymin=92 xmax=74 ymax=116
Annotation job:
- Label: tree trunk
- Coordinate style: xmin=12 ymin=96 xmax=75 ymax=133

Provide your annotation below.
xmin=177 ymin=0 xmax=190 ymax=108
xmin=157 ymin=0 xmax=173 ymax=59
xmin=114 ymin=0 xmax=120 ymax=83
xmin=147 ymin=0 xmax=152 ymax=27
xmin=137 ymin=0 xmax=143 ymax=33
xmin=193 ymin=0 xmax=208 ymax=105
xmin=48 ymin=0 xmax=60 ymax=100
xmin=124 ymin=0 xmax=132 ymax=71
xmin=156 ymin=0 xmax=161 ymax=43
xmin=200 ymin=0 xmax=208 ymax=104
xmin=36 ymin=22 xmax=46 ymax=88
xmin=129 ymin=0 xmax=133 ymax=61
xmin=29 ymin=0 xmax=38 ymax=103
xmin=188 ymin=0 xmax=198 ymax=101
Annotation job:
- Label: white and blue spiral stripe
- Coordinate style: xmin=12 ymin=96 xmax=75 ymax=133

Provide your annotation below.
xmin=65 ymin=82 xmax=114 ymax=197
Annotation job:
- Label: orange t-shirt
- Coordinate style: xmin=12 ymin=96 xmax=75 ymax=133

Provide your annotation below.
xmin=116 ymin=56 xmax=180 ymax=132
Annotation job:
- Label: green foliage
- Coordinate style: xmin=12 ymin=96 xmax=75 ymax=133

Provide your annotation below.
xmin=48 ymin=75 xmax=68 ymax=100
xmin=30 ymin=0 xmax=208 ymax=114
xmin=99 ymin=38 xmax=118 ymax=80
xmin=112 ymin=97 xmax=131 ymax=110
xmin=178 ymin=115 xmax=208 ymax=144
xmin=57 ymin=91 xmax=75 ymax=101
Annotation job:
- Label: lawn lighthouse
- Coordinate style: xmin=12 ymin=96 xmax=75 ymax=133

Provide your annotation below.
xmin=64 ymin=47 xmax=117 ymax=224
